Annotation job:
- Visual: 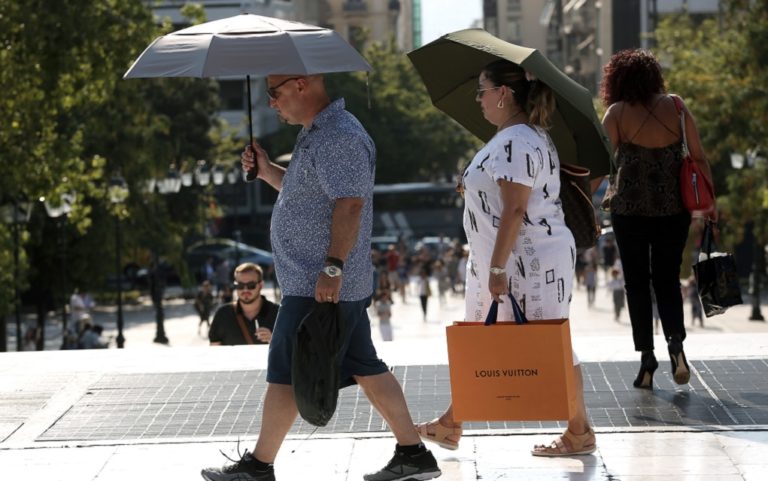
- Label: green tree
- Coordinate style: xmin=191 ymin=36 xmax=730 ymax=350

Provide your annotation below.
xmin=0 ymin=1 xmax=230 ymax=341
xmin=0 ymin=0 xmax=157 ymax=325
xmin=655 ymin=1 xmax=768 ymax=251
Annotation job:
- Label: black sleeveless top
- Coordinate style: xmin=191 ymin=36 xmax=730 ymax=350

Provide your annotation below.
xmin=604 ymin=96 xmax=686 ymax=216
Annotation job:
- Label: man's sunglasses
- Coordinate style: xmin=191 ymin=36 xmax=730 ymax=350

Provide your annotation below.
xmin=233 ymin=280 xmax=261 ymax=290
xmin=266 ymin=77 xmax=301 ymax=100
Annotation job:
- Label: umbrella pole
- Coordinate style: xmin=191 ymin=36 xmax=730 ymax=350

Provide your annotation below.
xmin=245 ymin=75 xmax=258 ymax=180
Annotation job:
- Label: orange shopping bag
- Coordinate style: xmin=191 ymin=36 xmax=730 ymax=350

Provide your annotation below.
xmin=446 ymin=295 xmax=576 ymax=421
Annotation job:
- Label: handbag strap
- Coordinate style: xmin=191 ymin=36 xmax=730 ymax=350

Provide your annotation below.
xmin=700 ymin=220 xmax=717 ymax=259
xmin=671 ymin=95 xmax=690 ymax=157
xmin=484 ymin=293 xmax=528 ymax=326
xmin=233 ymin=301 xmax=255 ymax=345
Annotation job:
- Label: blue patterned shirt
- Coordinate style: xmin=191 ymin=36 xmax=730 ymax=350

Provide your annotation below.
xmin=270 ymin=99 xmax=375 ymax=301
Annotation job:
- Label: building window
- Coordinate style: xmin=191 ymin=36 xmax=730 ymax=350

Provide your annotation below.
xmin=507 ymin=20 xmax=521 ymax=43
xmin=507 ymin=0 xmax=521 ymax=15
xmin=219 ymin=80 xmax=245 ymax=111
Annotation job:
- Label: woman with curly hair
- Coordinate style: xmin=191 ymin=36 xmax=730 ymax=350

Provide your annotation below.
xmin=600 ymin=49 xmax=714 ymax=390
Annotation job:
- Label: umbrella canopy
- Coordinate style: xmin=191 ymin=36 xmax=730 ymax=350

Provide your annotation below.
xmin=124 ymin=13 xmax=371 ymax=79
xmin=124 ymin=13 xmax=371 ymax=180
xmin=407 ymin=29 xmax=612 ymax=178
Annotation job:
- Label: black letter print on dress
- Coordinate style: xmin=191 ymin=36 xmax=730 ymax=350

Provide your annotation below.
xmin=477 ymin=154 xmax=489 ymax=172
xmin=542 ymin=183 xmax=550 ymax=199
xmin=538 ymin=218 xmax=552 ymax=235
xmin=468 ymin=209 xmax=478 ymax=232
xmin=548 ymin=151 xmax=556 ymax=175
xmin=504 ymin=141 xmax=512 ymax=162
xmin=478 ymin=191 xmax=491 ymax=214
xmin=526 ymin=153 xmax=535 ymax=178
xmin=523 ymin=211 xmax=534 ymax=226
xmin=516 ymin=256 xmax=526 ymax=279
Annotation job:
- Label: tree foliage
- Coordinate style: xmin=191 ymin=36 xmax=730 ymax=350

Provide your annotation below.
xmin=654 ymin=0 xmax=768 ymax=248
xmin=0 ymin=0 xmax=228 ymax=322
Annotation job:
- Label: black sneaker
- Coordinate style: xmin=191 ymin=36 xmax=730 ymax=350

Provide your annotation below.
xmin=200 ymin=450 xmax=275 ymax=481
xmin=363 ymin=448 xmax=441 ymax=481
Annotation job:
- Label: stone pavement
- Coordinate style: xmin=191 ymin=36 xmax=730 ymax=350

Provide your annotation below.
xmin=1 ymin=277 xmax=767 ymax=480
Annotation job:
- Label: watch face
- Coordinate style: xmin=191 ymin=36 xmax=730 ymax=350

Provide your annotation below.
xmin=323 ymin=265 xmax=342 ymax=277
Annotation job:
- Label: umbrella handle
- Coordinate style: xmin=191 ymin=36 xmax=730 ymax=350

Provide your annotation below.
xmin=245 ymin=75 xmax=258 ymax=181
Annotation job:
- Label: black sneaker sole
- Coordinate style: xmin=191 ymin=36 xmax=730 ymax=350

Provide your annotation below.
xmin=201 ymin=469 xmax=268 ymax=481
xmin=364 ymin=468 xmax=442 ymax=481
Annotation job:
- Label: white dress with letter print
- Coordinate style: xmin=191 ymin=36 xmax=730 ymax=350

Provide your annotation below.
xmin=461 ymin=124 xmax=578 ymax=363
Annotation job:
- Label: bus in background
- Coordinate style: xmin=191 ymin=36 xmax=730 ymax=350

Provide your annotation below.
xmin=372 ymin=182 xmax=465 ymax=243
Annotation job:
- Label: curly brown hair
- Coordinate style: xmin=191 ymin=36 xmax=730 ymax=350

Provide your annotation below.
xmin=600 ymin=49 xmax=666 ymax=107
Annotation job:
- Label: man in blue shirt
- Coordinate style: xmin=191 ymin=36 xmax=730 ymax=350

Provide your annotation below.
xmin=201 ymin=75 xmax=440 ymax=481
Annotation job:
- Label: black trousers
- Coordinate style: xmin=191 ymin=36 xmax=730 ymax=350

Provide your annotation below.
xmin=611 ymin=212 xmax=691 ymax=351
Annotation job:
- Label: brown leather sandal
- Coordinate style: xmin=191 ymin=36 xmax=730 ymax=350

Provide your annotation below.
xmin=415 ymin=418 xmax=463 ymax=450
xmin=531 ymin=428 xmax=596 ymax=457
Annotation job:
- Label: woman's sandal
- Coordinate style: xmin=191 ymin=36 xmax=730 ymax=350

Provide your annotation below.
xmin=531 ymin=428 xmax=597 ymax=457
xmin=415 ymin=418 xmax=463 ymax=450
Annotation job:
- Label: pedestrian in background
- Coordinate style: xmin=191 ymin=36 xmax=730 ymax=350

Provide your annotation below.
xmin=685 ymin=275 xmax=704 ymax=327
xmin=375 ymin=287 xmax=394 ymax=341
xmin=416 ymin=268 xmax=431 ymax=322
xmin=194 ymin=280 xmax=215 ymax=336
xmin=585 ymin=258 xmax=597 ymax=308
xmin=608 ymin=267 xmax=625 ymax=322
xmin=600 ymin=48 xmax=714 ymax=389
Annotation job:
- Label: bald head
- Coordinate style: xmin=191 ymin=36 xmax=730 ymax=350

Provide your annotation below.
xmin=265 ymin=74 xmax=330 ymax=128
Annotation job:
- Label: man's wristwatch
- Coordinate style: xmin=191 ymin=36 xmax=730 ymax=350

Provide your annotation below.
xmin=322 ymin=265 xmax=343 ymax=278
xmin=489 ymin=266 xmax=506 ymax=275
xmin=325 ymin=256 xmax=344 ymax=269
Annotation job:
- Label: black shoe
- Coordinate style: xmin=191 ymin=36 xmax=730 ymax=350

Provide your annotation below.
xmin=201 ymin=450 xmax=275 ymax=481
xmin=364 ymin=448 xmax=441 ymax=481
xmin=668 ymin=336 xmax=690 ymax=385
xmin=633 ymin=351 xmax=659 ymax=389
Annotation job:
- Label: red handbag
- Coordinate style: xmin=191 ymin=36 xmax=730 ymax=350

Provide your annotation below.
xmin=672 ymin=96 xmax=715 ymax=214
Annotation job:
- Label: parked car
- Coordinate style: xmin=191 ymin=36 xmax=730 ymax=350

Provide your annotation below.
xmin=186 ymin=238 xmax=274 ymax=282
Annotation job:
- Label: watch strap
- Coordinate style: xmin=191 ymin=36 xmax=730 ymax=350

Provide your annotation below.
xmin=325 ymin=256 xmax=344 ymax=269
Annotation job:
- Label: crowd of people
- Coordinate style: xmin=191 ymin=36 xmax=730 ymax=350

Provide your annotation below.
xmin=369 ymin=239 xmax=468 ymax=334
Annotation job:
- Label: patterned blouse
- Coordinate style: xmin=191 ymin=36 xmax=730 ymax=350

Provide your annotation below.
xmin=604 ymin=141 xmax=686 ymax=216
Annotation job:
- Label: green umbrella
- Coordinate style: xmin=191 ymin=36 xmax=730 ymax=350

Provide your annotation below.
xmin=407 ymin=29 xmax=612 ymax=178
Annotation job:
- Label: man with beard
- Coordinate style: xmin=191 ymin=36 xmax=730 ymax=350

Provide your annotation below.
xmin=208 ymin=263 xmax=275 ymax=346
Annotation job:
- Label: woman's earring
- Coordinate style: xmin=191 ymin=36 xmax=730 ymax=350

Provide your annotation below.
xmin=497 ymin=98 xmax=504 ymax=109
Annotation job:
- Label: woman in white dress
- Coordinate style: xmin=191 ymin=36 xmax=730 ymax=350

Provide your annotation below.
xmin=416 ymin=60 xmax=595 ymax=456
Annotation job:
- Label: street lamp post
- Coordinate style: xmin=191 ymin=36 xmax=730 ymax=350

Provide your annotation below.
xmin=749 ymin=239 xmax=765 ymax=321
xmin=731 ymin=150 xmax=766 ymax=322
xmin=1 ymin=198 xmax=33 ymax=352
xmin=109 ymin=175 xmax=129 ymax=348
xmin=150 ymin=167 xmax=182 ymax=345
xmin=43 ymin=193 xmax=74 ymax=349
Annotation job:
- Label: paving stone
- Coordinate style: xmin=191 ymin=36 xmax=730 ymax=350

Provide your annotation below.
xmin=36 ymin=360 xmax=768 ymax=442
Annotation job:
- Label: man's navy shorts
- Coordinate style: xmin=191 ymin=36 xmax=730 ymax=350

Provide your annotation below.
xmin=266 ymin=296 xmax=389 ymax=386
